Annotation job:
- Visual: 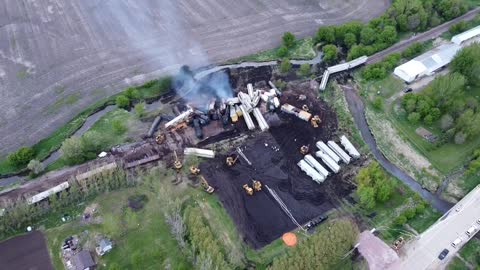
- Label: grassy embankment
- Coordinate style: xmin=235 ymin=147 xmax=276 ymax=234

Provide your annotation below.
xmin=0 ymin=78 xmax=171 ymax=176
xmin=227 ymin=37 xmax=316 ymax=63
xmin=447 ymin=238 xmax=480 ymax=270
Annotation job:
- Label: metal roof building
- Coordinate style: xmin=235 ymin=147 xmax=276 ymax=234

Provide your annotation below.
xmin=394 ymin=43 xmax=461 ymax=83
xmin=451 ymin=25 xmax=480 ymax=45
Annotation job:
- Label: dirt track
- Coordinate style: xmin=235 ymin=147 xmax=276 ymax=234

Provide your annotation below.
xmin=200 ymin=86 xmax=359 ymax=248
xmin=0 ymin=0 xmax=389 ymax=155
xmin=0 ymin=231 xmax=53 ymax=270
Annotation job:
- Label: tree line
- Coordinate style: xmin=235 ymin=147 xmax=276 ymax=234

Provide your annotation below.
xmin=315 ymin=0 xmax=468 ymax=62
xmin=401 ymin=43 xmax=480 ymax=145
xmin=268 ymin=219 xmax=359 ymax=270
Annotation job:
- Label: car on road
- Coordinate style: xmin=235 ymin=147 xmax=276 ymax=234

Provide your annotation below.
xmin=477 ymin=218 xmax=480 ymax=225
xmin=466 ymin=225 xmax=477 ymax=237
xmin=451 ymin=238 xmax=463 ymax=248
xmin=438 ymin=249 xmax=449 ymax=260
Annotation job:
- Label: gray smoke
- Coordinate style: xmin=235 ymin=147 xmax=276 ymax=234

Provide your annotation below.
xmin=90 ymin=0 xmax=232 ymax=101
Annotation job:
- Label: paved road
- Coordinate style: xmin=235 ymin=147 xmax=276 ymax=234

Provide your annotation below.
xmin=367 ymin=7 xmax=480 ymax=64
xmin=0 ymin=0 xmax=389 ymax=155
xmin=342 ymin=85 xmax=452 ymax=213
xmin=394 ymin=185 xmax=480 ymax=270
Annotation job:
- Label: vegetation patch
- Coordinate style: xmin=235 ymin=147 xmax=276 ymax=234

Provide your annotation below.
xmin=127 ymin=194 xmax=148 ymax=211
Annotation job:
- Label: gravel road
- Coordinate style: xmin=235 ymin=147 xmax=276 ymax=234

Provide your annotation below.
xmin=0 ymin=0 xmax=389 ymax=155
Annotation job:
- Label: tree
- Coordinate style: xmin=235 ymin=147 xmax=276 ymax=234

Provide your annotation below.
xmin=390 ymin=0 xmax=428 ymax=32
xmin=402 ymin=42 xmax=425 ymax=59
xmin=60 ymin=136 xmax=85 ymax=165
xmin=282 ymin=32 xmax=296 ymax=49
xmin=437 ymin=0 xmax=467 ymax=20
xmin=403 ymin=208 xmax=416 ymax=219
xmin=116 ymin=95 xmax=130 ymax=109
xmin=358 ymin=186 xmax=376 ymax=209
xmin=279 ymin=59 xmax=292 ymax=74
xmin=277 ymin=46 xmax=288 ymax=57
xmin=372 ymin=96 xmax=383 ymax=110
xmin=81 ymin=131 xmax=108 ymax=154
xmin=424 ymin=114 xmax=434 ymax=125
xmin=394 ymin=214 xmax=407 ymax=226
xmin=440 ymin=114 xmax=454 ymax=130
xmin=360 ymin=27 xmax=376 ymax=45
xmin=379 ymin=26 xmax=397 ymax=44
xmin=451 ymin=43 xmax=480 ymax=86
xmin=347 ymin=45 xmax=365 ymax=60
xmin=134 ymin=102 xmax=146 ymax=118
xmin=423 ymin=73 xmax=465 ymax=112
xmin=112 ymin=119 xmax=127 ymax=135
xmin=344 ymin=33 xmax=357 ymax=49
xmin=454 ymin=132 xmax=466 ymax=144
xmin=124 ymin=87 xmax=139 ymax=100
xmin=407 ymin=112 xmax=421 ymax=124
xmin=298 ymin=64 xmax=310 ymax=77
xmin=375 ymin=178 xmax=395 ymax=202
xmin=449 ymin=21 xmax=467 ymax=35
xmin=7 ymin=146 xmax=35 ymax=167
xmin=415 ymin=204 xmax=426 ymax=214
xmin=315 ymin=26 xmax=335 ymax=44
xmin=27 ymin=159 xmax=44 ymax=175
xmin=322 ymin=44 xmax=338 ymax=63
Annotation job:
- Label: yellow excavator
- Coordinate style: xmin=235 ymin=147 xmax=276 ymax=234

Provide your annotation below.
xmin=252 ymin=180 xmax=262 ymax=191
xmin=300 ymin=145 xmax=309 ymax=155
xmin=200 ymin=176 xmax=215 ymax=194
xmin=173 ymin=150 xmax=182 ymax=171
xmin=311 ymin=115 xmax=321 ymax=128
xmin=243 ymin=184 xmax=254 ymax=196
xmin=190 ymin=166 xmax=201 ymax=175
xmin=226 ymin=155 xmax=239 ymax=167
xmin=155 ymin=133 xmax=166 ymax=144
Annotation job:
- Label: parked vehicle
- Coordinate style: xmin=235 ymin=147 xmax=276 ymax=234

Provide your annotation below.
xmin=466 ymin=225 xmax=477 ymax=237
xmin=403 ymin=88 xmax=413 ymax=93
xmin=476 ymin=218 xmax=480 ymax=225
xmin=438 ymin=249 xmax=449 ymax=260
xmin=451 ymin=238 xmax=463 ymax=248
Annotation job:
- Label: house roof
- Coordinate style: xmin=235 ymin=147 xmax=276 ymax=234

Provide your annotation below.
xmin=74 ymin=250 xmax=95 ymax=270
xmin=452 ymin=25 xmax=480 ymax=44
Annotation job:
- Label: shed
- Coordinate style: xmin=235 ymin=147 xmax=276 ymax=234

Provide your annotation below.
xmin=73 ymin=250 xmax=95 ymax=270
xmin=451 ymin=25 xmax=480 ymax=45
xmin=415 ymin=127 xmax=436 ymax=142
xmin=394 ymin=43 xmax=460 ymax=83
xmin=96 ymin=238 xmax=113 ymax=256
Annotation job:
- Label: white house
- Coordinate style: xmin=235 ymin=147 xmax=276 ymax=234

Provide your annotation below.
xmin=451 ymin=25 xmax=480 ymax=45
xmin=394 ymin=43 xmax=460 ymax=83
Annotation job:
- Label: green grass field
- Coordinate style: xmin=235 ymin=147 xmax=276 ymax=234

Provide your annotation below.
xmin=228 ymin=37 xmax=316 ymax=63
xmin=459 ymin=238 xmax=480 ymax=266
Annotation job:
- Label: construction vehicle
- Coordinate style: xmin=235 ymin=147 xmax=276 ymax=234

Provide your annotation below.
xmin=173 ymin=151 xmax=182 ymax=170
xmin=155 ymin=133 xmax=166 ymax=144
xmin=243 ymin=184 xmax=254 ymax=196
xmin=200 ymin=176 xmax=215 ymax=194
xmin=252 ymin=180 xmax=262 ymax=191
xmin=302 ymin=104 xmax=310 ymax=112
xmin=311 ymin=115 xmax=321 ymax=128
xmin=300 ymin=145 xmax=309 ymax=155
xmin=190 ymin=166 xmax=201 ymax=175
xmin=226 ymin=155 xmax=239 ymax=167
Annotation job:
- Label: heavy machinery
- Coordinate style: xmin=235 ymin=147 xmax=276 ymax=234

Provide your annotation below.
xmin=200 ymin=176 xmax=215 ymax=194
xmin=173 ymin=151 xmax=182 ymax=170
xmin=226 ymin=155 xmax=239 ymax=167
xmin=300 ymin=145 xmax=309 ymax=155
xmin=190 ymin=166 xmax=201 ymax=175
xmin=311 ymin=115 xmax=321 ymax=128
xmin=155 ymin=133 xmax=166 ymax=144
xmin=252 ymin=180 xmax=262 ymax=191
xmin=243 ymin=184 xmax=254 ymax=196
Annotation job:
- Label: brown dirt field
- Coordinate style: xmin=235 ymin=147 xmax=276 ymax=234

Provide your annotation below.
xmin=0 ymin=231 xmax=53 ymax=270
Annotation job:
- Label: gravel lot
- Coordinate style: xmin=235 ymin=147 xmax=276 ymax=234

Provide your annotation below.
xmin=0 ymin=0 xmax=389 ymax=155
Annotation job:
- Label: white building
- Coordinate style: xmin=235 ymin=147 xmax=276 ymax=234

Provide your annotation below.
xmin=394 ymin=43 xmax=460 ymax=83
xmin=451 ymin=25 xmax=480 ymax=45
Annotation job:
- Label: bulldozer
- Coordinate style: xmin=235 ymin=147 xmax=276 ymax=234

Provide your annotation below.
xmin=190 ymin=166 xmax=201 ymax=175
xmin=226 ymin=155 xmax=239 ymax=167
xmin=300 ymin=145 xmax=309 ymax=155
xmin=173 ymin=150 xmax=182 ymax=170
xmin=243 ymin=184 xmax=254 ymax=196
xmin=200 ymin=176 xmax=215 ymax=194
xmin=155 ymin=133 xmax=166 ymax=144
xmin=252 ymin=180 xmax=262 ymax=191
xmin=310 ymin=115 xmax=321 ymax=128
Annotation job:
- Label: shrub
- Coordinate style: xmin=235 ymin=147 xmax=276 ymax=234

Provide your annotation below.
xmin=403 ymin=208 xmax=416 ymax=219
xmin=277 ymin=46 xmax=288 ymax=57
xmin=322 ymin=44 xmax=338 ymax=63
xmin=372 ymin=96 xmax=383 ymax=110
xmin=282 ymin=32 xmax=296 ymax=49
xmin=116 ymin=95 xmax=130 ymax=109
xmin=27 ymin=159 xmax=44 ymax=174
xmin=454 ymin=132 xmax=466 ymax=144
xmin=402 ymin=42 xmax=426 ymax=59
xmin=279 ymin=59 xmax=292 ymax=74
xmin=415 ymin=204 xmax=426 ymax=214
xmin=394 ymin=214 xmax=407 ymax=226
xmin=112 ymin=119 xmax=128 ymax=135
xmin=134 ymin=102 xmax=146 ymax=118
xmin=7 ymin=146 xmax=35 ymax=167
xmin=298 ymin=64 xmax=311 ymax=77
xmin=408 ymin=112 xmax=421 ymax=124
